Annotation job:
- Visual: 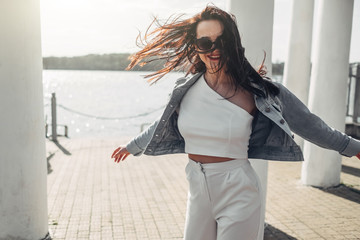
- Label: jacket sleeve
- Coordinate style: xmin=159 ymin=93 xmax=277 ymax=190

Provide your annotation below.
xmin=125 ymin=75 xmax=193 ymax=156
xmin=126 ymin=117 xmax=160 ymax=156
xmin=277 ymin=83 xmax=360 ymax=157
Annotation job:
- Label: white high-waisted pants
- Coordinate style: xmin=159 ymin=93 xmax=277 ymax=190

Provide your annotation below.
xmin=184 ymin=158 xmax=262 ymax=240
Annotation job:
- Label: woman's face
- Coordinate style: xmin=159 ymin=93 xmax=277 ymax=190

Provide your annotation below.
xmin=195 ymin=19 xmax=224 ymax=73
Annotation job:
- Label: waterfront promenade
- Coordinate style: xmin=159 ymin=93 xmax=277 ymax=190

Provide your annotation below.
xmin=46 ymin=137 xmax=360 ymax=239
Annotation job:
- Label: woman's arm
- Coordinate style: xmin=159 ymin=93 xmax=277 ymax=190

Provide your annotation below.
xmin=125 ymin=117 xmax=160 ymax=156
xmin=112 ymin=75 xmax=194 ymax=159
xmin=111 ymin=117 xmax=160 ymax=162
xmin=123 ymin=76 xmax=190 ymax=156
xmin=277 ymin=83 xmax=360 ymax=157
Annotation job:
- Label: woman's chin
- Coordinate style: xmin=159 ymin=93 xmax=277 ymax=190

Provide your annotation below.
xmin=206 ymin=64 xmax=222 ymax=73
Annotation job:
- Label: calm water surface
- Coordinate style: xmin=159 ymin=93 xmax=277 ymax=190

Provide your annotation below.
xmin=43 ymin=70 xmax=282 ymax=139
xmin=43 ymin=70 xmax=182 ymax=138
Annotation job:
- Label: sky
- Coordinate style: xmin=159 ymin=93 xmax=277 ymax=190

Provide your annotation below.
xmin=40 ymin=0 xmax=360 ymax=62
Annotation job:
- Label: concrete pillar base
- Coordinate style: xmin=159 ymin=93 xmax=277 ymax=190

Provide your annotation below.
xmin=0 ymin=232 xmax=51 ymax=240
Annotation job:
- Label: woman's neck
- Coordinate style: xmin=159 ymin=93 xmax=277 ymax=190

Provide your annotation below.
xmin=204 ymin=69 xmax=231 ymax=89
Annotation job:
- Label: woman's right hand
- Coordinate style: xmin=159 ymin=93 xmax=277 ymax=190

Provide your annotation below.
xmin=111 ymin=146 xmax=130 ymax=163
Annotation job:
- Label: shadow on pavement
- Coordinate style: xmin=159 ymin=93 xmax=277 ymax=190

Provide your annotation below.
xmin=320 ymin=184 xmax=360 ymax=204
xmin=53 ymin=140 xmax=71 ymax=156
xmin=46 ymin=139 xmax=71 ymax=175
xmin=264 ymin=224 xmax=298 ymax=240
xmin=342 ymin=164 xmax=360 ymax=177
xmin=47 ymin=152 xmax=55 ymax=174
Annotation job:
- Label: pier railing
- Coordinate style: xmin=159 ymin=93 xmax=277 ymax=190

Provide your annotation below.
xmin=44 ymin=63 xmax=360 ymax=139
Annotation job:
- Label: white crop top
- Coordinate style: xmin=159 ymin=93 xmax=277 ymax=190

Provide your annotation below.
xmin=177 ymin=75 xmax=253 ymax=159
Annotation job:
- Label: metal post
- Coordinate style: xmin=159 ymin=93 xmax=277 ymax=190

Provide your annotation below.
xmin=354 ymin=64 xmax=360 ymax=123
xmin=51 ymin=92 xmax=57 ymax=142
xmin=346 ymin=65 xmax=353 ymax=118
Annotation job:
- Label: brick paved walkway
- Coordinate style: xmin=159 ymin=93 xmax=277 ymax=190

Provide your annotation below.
xmin=46 ymin=137 xmax=360 ymax=239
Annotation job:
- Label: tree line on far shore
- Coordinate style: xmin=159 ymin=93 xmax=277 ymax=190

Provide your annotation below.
xmin=43 ymin=53 xmax=285 ymax=75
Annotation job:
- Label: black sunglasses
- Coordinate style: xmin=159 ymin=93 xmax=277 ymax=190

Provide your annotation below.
xmin=194 ymin=36 xmax=224 ymax=53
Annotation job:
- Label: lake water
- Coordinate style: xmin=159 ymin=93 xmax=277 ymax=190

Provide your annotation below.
xmin=43 ymin=70 xmax=282 ymax=139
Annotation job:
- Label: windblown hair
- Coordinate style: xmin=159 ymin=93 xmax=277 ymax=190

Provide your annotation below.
xmin=126 ymin=5 xmax=279 ymax=97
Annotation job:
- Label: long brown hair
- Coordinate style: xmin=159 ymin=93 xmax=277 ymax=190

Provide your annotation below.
xmin=127 ymin=5 xmax=278 ymax=97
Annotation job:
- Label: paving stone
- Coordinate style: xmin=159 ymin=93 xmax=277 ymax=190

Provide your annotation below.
xmin=47 ymin=137 xmax=360 ymax=239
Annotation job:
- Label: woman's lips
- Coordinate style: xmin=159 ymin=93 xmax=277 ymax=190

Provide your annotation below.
xmin=207 ymin=54 xmax=220 ymax=61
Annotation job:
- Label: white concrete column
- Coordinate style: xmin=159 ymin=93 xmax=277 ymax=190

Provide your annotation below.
xmin=302 ymin=0 xmax=354 ymax=187
xmin=283 ymin=0 xmax=314 ymax=149
xmin=227 ymin=0 xmax=274 ymax=238
xmin=0 ymin=0 xmax=49 ymax=239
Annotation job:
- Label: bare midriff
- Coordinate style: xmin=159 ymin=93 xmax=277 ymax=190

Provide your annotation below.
xmin=188 ymin=153 xmax=235 ymax=164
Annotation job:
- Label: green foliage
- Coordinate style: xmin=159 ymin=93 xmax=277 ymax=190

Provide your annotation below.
xmin=42 ymin=53 xmax=166 ymax=71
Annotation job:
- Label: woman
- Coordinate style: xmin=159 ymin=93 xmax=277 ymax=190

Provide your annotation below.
xmin=111 ymin=6 xmax=360 ymax=240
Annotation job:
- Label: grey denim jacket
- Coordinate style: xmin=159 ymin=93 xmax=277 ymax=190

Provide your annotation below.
xmin=126 ymin=72 xmax=360 ymax=161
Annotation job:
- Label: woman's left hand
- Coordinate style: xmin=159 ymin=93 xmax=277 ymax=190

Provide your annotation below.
xmin=111 ymin=146 xmax=130 ymax=163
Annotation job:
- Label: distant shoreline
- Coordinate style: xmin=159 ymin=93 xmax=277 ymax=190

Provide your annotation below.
xmin=43 ymin=53 xmax=285 ymax=75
